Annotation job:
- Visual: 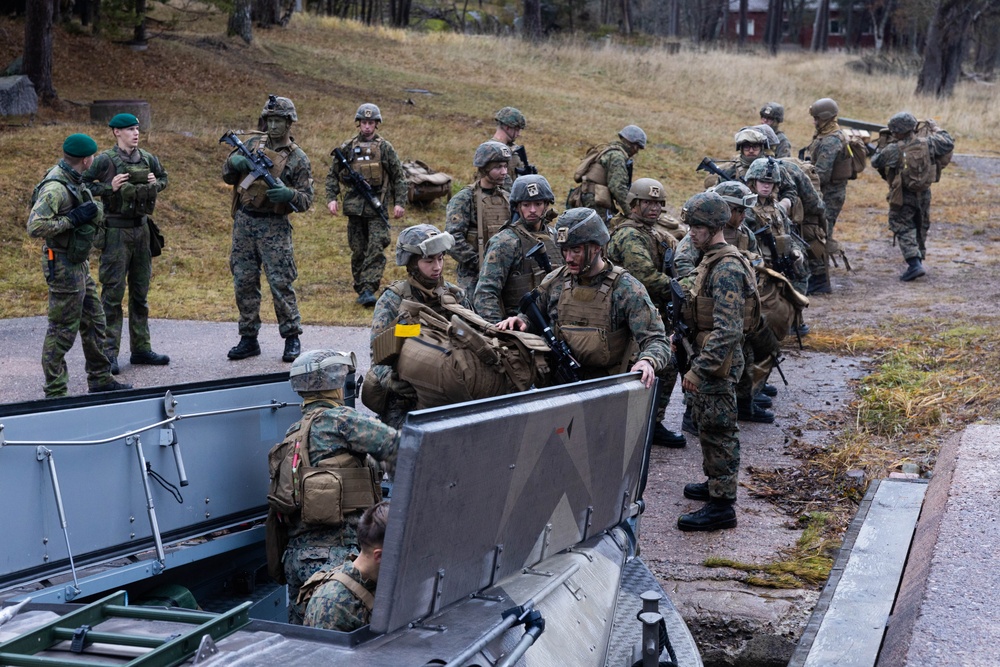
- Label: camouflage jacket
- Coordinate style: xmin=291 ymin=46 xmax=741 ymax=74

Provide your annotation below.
xmin=601 ymin=141 xmax=633 ymax=214
xmin=222 ymin=135 xmax=314 ymax=214
xmin=805 ymin=121 xmax=846 ymax=187
xmin=773 ymin=130 xmax=792 ymax=159
xmin=606 ymin=218 xmax=677 ymax=305
xmin=326 ymin=132 xmax=407 ymax=217
xmin=83 ymin=146 xmax=168 ymax=216
xmin=444 ymin=182 xmax=510 ymax=273
xmin=303 ymin=558 xmax=375 ymax=632
xmin=473 ymin=220 xmax=561 ymax=323
xmin=674 ymin=224 xmax=759 ymax=279
xmin=704 ymin=155 xmax=800 ymax=211
xmin=779 ymin=159 xmax=825 ymax=219
xmin=28 ymin=161 xmax=104 ymax=248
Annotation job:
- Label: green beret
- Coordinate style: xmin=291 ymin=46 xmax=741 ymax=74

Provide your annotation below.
xmin=62 ymin=133 xmax=99 ymax=158
xmin=108 ymin=113 xmax=140 ymax=129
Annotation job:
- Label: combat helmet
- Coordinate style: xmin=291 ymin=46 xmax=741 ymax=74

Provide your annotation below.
xmin=681 ymin=192 xmax=730 ymax=231
xmin=618 ymin=125 xmax=648 ymax=149
xmin=626 ymin=178 xmax=666 ymax=209
xmin=258 ymin=95 xmax=297 ymax=130
xmin=809 ymin=98 xmax=839 ymax=122
xmin=396 ymin=224 xmax=455 ymax=266
xmin=759 ymin=102 xmax=785 ymax=124
xmin=289 ymin=349 xmax=357 ymax=393
xmin=495 ymin=106 xmax=527 ymax=129
xmin=510 ymin=174 xmax=555 ymax=205
xmin=752 ymin=124 xmax=779 ymax=150
xmin=709 ymin=181 xmax=758 ymax=209
xmin=555 ymin=208 xmax=610 ymax=248
xmin=745 ymin=157 xmax=782 ymax=184
xmin=474 ymin=140 xmax=512 ymax=168
xmin=735 ymin=128 xmax=766 ymax=150
xmin=887 ymin=112 xmax=918 ymax=136
xmin=355 ymin=103 xmax=382 ymax=123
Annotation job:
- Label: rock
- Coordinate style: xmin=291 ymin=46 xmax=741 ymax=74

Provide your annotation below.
xmin=0 ymin=76 xmax=38 ymax=117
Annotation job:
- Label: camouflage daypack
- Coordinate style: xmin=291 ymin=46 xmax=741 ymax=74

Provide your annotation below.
xmin=402 ymin=159 xmax=452 ymax=204
xmin=915 ymin=120 xmax=953 ymax=182
xmin=831 ymin=129 xmax=869 ymax=181
xmin=898 ymin=136 xmax=935 ymax=192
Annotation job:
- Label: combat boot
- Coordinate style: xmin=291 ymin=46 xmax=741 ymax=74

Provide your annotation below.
xmin=760 ymin=383 xmax=778 ymax=397
xmin=683 ymin=481 xmax=710 ymax=501
xmin=282 ymin=335 xmax=301 ymax=363
xmin=107 ymin=354 xmax=120 ymax=375
xmin=228 ymin=336 xmax=261 ymax=360
xmin=89 ymin=379 xmax=133 ymax=393
xmin=900 ymin=257 xmax=926 ymax=282
xmin=652 ymin=423 xmax=686 ymax=448
xmin=807 ymin=273 xmax=832 ymax=295
xmin=753 ymin=391 xmax=772 ymax=409
xmin=681 ymin=405 xmax=698 ymax=435
xmin=131 ymin=350 xmax=170 ymax=365
xmin=357 ymin=290 xmax=377 ymax=307
xmin=678 ymin=499 xmax=737 ymax=532
xmin=738 ymin=399 xmax=775 ymax=423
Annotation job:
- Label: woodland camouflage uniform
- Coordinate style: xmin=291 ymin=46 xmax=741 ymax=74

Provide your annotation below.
xmin=303 ymin=557 xmax=375 ymax=631
xmin=445 ymin=183 xmax=511 ymax=294
xmin=474 ymin=220 xmax=561 ymax=323
xmin=805 ymin=119 xmax=847 ymax=238
xmin=578 ymin=140 xmax=632 ymax=222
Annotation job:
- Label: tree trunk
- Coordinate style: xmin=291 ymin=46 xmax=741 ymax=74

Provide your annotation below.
xmin=523 ymin=0 xmax=542 ymax=37
xmin=764 ymin=0 xmax=784 ymax=54
xmin=620 ymin=0 xmax=631 ymax=34
xmin=133 ymin=0 xmax=148 ymax=46
xmin=23 ymin=0 xmax=57 ymax=105
xmin=811 ymin=0 xmax=829 ymax=51
xmin=738 ymin=0 xmax=748 ymax=46
xmin=916 ymin=0 xmax=979 ymax=96
xmin=228 ymin=0 xmax=253 ymax=43
xmin=868 ymin=0 xmax=894 ymax=53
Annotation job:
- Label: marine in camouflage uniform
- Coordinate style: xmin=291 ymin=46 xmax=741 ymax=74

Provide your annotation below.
xmin=804 ymin=98 xmax=848 ymax=246
xmin=473 ymin=174 xmax=562 ymax=323
xmin=759 ymin=102 xmax=791 ymax=158
xmin=326 ymin=103 xmax=408 ymax=306
xmin=605 ymin=178 xmax=685 ymax=447
xmin=280 ymin=351 xmax=398 ymax=625
xmin=223 ymin=95 xmax=313 ymax=363
xmin=704 ymin=128 xmax=799 ymax=215
xmin=871 ymin=113 xmax=955 ymax=282
xmin=445 ymin=141 xmax=511 ymax=295
xmin=570 ymin=125 xmax=645 ymax=224
xmin=28 ymin=134 xmax=131 ymax=398
xmin=491 ymin=106 xmax=529 ymax=190
xmin=367 ymin=225 xmax=468 ymax=429
xmin=676 ymin=192 xmax=758 ymax=532
xmin=83 ymin=113 xmax=169 ymax=371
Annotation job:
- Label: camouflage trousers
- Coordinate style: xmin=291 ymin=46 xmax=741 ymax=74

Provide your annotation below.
xmin=687 ymin=388 xmax=740 ymax=501
xmin=230 ymin=211 xmax=302 ymax=339
xmin=821 ymin=182 xmax=847 ymax=239
xmin=800 ymin=216 xmax=828 ymax=278
xmin=889 ymin=189 xmax=932 ymax=261
xmin=655 ymin=365 xmax=678 ymax=424
xmin=99 ymin=224 xmax=152 ymax=357
xmin=283 ymin=525 xmax=358 ymax=625
xmin=41 ymin=250 xmax=112 ymax=397
xmin=736 ymin=341 xmax=755 ymax=404
xmin=347 ymin=215 xmax=390 ymax=295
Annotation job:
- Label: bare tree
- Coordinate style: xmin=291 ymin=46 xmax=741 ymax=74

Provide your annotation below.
xmin=229 ymin=0 xmax=253 ymax=43
xmin=916 ymin=0 xmax=987 ymax=96
xmin=763 ymin=0 xmax=784 ymax=53
xmin=23 ymin=0 xmax=57 ymax=105
xmin=738 ymin=0 xmax=748 ymax=46
xmin=812 ymin=0 xmax=830 ymax=51
xmin=621 ymin=0 xmax=632 ymax=34
xmin=523 ymin=0 xmax=542 ymax=36
xmin=864 ymin=0 xmax=894 ymax=52
xmin=389 ymin=0 xmax=412 ymax=26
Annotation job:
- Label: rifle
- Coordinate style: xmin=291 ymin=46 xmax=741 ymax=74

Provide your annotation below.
xmin=753 ymin=225 xmax=796 ymax=279
xmin=524 ymin=241 xmax=553 ymax=274
xmin=626 ymin=158 xmax=634 ymax=187
xmin=513 ymin=145 xmax=538 ymax=177
xmin=518 ymin=289 xmax=581 ymax=384
xmin=220 ymin=130 xmax=300 ymax=212
xmin=696 ymin=157 xmax=744 ymax=184
xmin=669 ymin=279 xmax=695 ymax=375
xmin=332 ymin=147 xmax=390 ymax=225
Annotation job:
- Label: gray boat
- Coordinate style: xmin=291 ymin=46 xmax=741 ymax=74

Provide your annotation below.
xmin=0 ymin=372 xmax=701 ymax=667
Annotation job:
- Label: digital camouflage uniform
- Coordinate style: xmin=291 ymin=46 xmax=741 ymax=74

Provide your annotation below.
xmin=576 ymin=141 xmax=632 ymax=223
xmin=804 ymin=121 xmax=847 ymax=239
xmin=223 ymin=134 xmax=312 ymax=340
xmin=83 ymin=146 xmax=167 ymax=359
xmin=704 ymin=155 xmax=800 ymax=213
xmin=326 ymin=133 xmax=407 ymax=296
xmin=778 ymin=158 xmax=827 ymax=279
xmin=282 ymin=399 xmax=398 ymax=625
xmin=28 ymin=161 xmax=114 ymax=397
xmin=772 ymin=130 xmax=792 ymax=159
xmin=303 ymin=557 xmax=375 ymax=631
xmin=445 ymin=184 xmax=510 ymax=294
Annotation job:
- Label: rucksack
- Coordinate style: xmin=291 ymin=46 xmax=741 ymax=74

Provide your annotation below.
xmin=915 ymin=120 xmax=953 ymax=182
xmin=402 ymin=160 xmax=452 ymax=204
xmin=831 ymin=129 xmax=868 ymax=181
xmin=898 ymin=136 xmax=935 ymax=192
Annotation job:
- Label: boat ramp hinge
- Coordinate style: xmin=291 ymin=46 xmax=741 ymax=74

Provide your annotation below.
xmin=431 ymin=568 xmax=446 ymax=615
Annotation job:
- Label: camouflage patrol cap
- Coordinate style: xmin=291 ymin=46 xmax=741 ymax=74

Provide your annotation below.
xmin=494 ymin=106 xmax=526 ymax=129
xmin=473 ymin=140 xmax=512 ymax=168
xmin=108 ymin=113 xmax=140 ymax=129
xmin=355 ymin=103 xmax=382 ymax=122
xmin=618 ymin=125 xmax=647 ymax=149
xmin=289 ymin=349 xmax=357 ymax=393
xmin=809 ymin=98 xmax=839 ymax=121
xmin=745 ymin=157 xmax=781 ymax=184
xmin=681 ymin=192 xmax=730 ymax=231
xmin=626 ymin=178 xmax=666 ymax=209
xmin=759 ymin=102 xmax=785 ymax=123
xmin=510 ymin=174 xmax=555 ymax=205
xmin=555 ymin=208 xmax=610 ymax=248
xmin=261 ymin=95 xmax=298 ymax=122
xmin=735 ymin=128 xmax=766 ymax=150
xmin=887 ymin=112 xmax=918 ymax=135
xmin=396 ymin=224 xmax=455 ymax=265
xmin=751 ymin=124 xmax=779 ymax=150
xmin=709 ymin=181 xmax=758 ymax=209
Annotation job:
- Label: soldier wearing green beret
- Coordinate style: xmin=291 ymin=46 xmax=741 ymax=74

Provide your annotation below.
xmin=83 ymin=113 xmax=169 ymax=374
xmin=28 ymin=134 xmax=132 ymax=397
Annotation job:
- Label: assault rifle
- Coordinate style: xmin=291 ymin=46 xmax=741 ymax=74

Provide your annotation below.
xmin=220 ymin=130 xmax=300 ymax=212
xmin=669 ymin=279 xmax=695 ymax=375
xmin=754 ymin=225 xmax=796 ymax=280
xmin=332 ymin=147 xmax=390 ymax=225
xmin=525 ymin=241 xmax=553 ymax=274
xmin=696 ymin=157 xmax=744 ymax=184
xmin=518 ymin=289 xmax=581 ymax=384
xmin=513 ymin=145 xmax=538 ymax=177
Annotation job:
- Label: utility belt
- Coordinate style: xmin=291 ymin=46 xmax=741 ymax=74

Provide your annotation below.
xmin=105 ymin=215 xmax=146 ymax=229
xmin=238 ymin=205 xmax=276 ymax=219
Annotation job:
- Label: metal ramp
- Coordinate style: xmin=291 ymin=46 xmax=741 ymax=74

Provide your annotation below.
xmin=0 ymin=591 xmax=250 ymax=667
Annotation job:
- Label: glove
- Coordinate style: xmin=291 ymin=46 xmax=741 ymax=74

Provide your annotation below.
xmin=67 ymin=202 xmax=98 ymax=227
xmin=266 ymin=186 xmax=295 ymax=203
xmin=229 ymin=154 xmax=253 ymax=173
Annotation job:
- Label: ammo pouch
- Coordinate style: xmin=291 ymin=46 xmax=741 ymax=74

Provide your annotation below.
xmin=580 ymin=181 xmax=613 ymax=209
xmin=299 ymin=452 xmax=381 ymax=527
xmin=557 ymin=325 xmax=629 ymax=371
xmin=148 ymin=218 xmax=165 ymax=257
xmin=66 ymin=224 xmax=96 ymax=264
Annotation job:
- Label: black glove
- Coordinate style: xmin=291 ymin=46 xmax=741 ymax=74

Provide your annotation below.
xmin=67 ymin=202 xmax=98 ymax=227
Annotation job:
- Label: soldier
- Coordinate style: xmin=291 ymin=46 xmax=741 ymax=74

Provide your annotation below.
xmin=759 ymin=102 xmax=791 ymax=158
xmin=365 ymin=225 xmax=469 ymax=429
xmin=327 ymin=103 xmax=408 ymax=307
xmin=675 ymin=192 xmax=759 ymax=531
xmin=704 ymin=128 xmax=796 ymax=218
xmin=83 ymin=113 xmax=169 ymax=374
xmin=605 ymin=178 xmax=686 ymax=447
xmin=803 ymin=98 xmax=849 ymax=249
xmin=497 ymin=207 xmax=670 ymax=391
xmin=871 ymin=113 xmax=954 ymax=282
xmin=223 ymin=95 xmax=312 ymax=363
xmin=473 ymin=174 xmax=562 ymax=323
xmin=491 ymin=106 xmax=529 ymax=190
xmin=569 ymin=125 xmax=646 ymax=224
xmin=275 ymin=349 xmax=397 ymax=624
xmin=303 ymin=501 xmax=389 ymax=632
xmin=445 ymin=141 xmax=512 ymax=295
xmin=28 ymin=133 xmax=131 ymax=397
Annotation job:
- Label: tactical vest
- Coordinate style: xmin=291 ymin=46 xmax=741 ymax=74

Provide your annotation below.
xmin=106 ymin=148 xmax=157 ymax=218
xmin=574 ymin=143 xmax=626 ymax=209
xmin=552 ymin=264 xmax=631 ymax=374
xmin=686 ymin=245 xmax=760 ymax=351
xmin=612 ymin=218 xmax=677 ymax=270
xmin=807 ymin=126 xmax=851 ymax=183
xmin=500 ymin=223 xmax=563 ymax=317
xmin=750 ymin=199 xmax=788 ymax=237
xmin=723 ymin=225 xmax=751 ymax=253
xmin=343 ymin=137 xmax=384 ymax=190
xmin=467 ymin=183 xmax=510 ymax=263
xmin=31 ymin=165 xmax=98 ymax=260
xmin=297 ymin=561 xmax=374 ymax=614
xmin=235 ymin=136 xmax=299 ymax=215
xmin=370 ymin=279 xmax=465 ymax=366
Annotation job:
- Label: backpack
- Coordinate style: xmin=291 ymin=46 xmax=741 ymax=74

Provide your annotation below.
xmin=898 ymin=136 xmax=935 ymax=192
xmin=832 ymin=129 xmax=868 ymax=181
xmin=915 ymin=120 xmax=953 ymax=182
xmin=402 ymin=160 xmax=452 ymax=204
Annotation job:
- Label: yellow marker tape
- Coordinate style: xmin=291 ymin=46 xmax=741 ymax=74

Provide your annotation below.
xmin=395 ymin=323 xmax=421 ymax=338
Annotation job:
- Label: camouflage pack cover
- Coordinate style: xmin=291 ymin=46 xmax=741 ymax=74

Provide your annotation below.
xmin=289 ymin=349 xmax=357 ymax=392
xmin=401 ymin=160 xmax=452 ymax=204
